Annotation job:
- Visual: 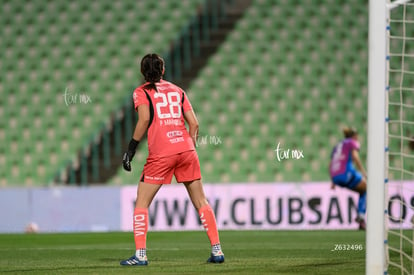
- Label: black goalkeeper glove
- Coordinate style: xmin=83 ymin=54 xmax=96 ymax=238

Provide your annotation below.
xmin=122 ymin=139 xmax=139 ymax=172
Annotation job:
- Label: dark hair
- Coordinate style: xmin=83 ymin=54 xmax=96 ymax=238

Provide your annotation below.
xmin=343 ymin=127 xmax=358 ymax=138
xmin=140 ymin=53 xmax=165 ymax=85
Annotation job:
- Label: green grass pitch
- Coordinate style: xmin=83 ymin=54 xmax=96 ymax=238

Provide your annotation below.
xmin=0 ymin=230 xmax=368 ymax=274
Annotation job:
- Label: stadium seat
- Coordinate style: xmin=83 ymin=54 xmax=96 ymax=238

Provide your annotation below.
xmin=0 ymin=0 xmax=204 ymax=185
xmin=6 ymin=0 xmax=409 ymax=185
xmin=176 ymin=0 xmax=371 ymax=183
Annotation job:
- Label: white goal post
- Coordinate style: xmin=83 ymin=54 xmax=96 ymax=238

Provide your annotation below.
xmin=366 ymin=0 xmax=387 ymax=273
xmin=367 ymin=0 xmax=413 ymax=274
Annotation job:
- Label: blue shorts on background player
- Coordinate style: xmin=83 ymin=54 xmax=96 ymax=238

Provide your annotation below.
xmin=329 ymin=127 xmax=367 ymax=230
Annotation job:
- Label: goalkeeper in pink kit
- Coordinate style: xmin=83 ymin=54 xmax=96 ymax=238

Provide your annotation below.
xmin=120 ymin=53 xmax=224 ymax=266
xmin=329 ymin=127 xmax=367 ymax=230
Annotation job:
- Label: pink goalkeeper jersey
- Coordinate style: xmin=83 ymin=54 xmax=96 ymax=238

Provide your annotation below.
xmin=133 ymin=79 xmax=195 ymax=158
xmin=329 ymin=138 xmax=360 ymax=177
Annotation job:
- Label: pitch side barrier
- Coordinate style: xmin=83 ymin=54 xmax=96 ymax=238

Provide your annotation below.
xmin=0 ymin=182 xmax=412 ymax=233
xmin=122 ymin=182 xmax=414 ymax=231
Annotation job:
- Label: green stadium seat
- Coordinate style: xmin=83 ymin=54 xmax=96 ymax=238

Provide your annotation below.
xmin=171 ymin=0 xmax=370 ymax=183
xmin=1 ymin=0 xmax=379 ymax=185
xmin=0 ymin=0 xmax=205 ymax=186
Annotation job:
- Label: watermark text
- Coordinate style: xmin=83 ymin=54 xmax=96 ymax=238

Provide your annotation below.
xmin=63 ymin=87 xmax=92 ymax=106
xmin=196 ymin=135 xmax=222 ymax=147
xmin=274 ymin=142 xmax=304 ymax=161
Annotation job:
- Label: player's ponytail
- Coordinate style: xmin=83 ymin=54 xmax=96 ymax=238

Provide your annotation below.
xmin=343 ymin=127 xmax=357 ymax=138
xmin=140 ymin=53 xmax=165 ymax=92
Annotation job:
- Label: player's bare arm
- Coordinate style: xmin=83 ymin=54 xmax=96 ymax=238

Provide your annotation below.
xmin=122 ymin=104 xmax=150 ymax=171
xmin=184 ymin=109 xmax=199 ymax=147
xmin=351 ymin=150 xmax=367 ymax=178
xmin=133 ymin=104 xmax=150 ymax=142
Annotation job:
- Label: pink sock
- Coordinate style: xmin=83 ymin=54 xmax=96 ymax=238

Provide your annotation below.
xmin=199 ymin=204 xmax=220 ymax=245
xmin=133 ymin=208 xmax=148 ymax=250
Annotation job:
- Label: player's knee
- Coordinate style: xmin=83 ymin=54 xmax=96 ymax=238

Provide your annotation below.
xmin=354 ymin=181 xmax=366 ymax=194
xmin=360 ymin=179 xmax=367 ymax=191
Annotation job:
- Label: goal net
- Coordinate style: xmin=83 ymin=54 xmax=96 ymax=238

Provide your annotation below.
xmin=386 ymin=0 xmax=414 ymax=274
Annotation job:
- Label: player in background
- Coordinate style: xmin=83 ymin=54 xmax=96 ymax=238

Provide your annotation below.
xmin=329 ymin=127 xmax=367 ymax=230
xmin=120 ymin=53 xmax=224 ymax=266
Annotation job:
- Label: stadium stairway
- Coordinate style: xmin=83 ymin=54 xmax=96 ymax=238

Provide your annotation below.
xmin=60 ymin=0 xmax=253 ymax=184
xmin=173 ymin=0 xmax=253 ymax=91
xmin=1 ymin=0 xmax=215 ymax=186
xmin=173 ymin=0 xmax=370 ymax=183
